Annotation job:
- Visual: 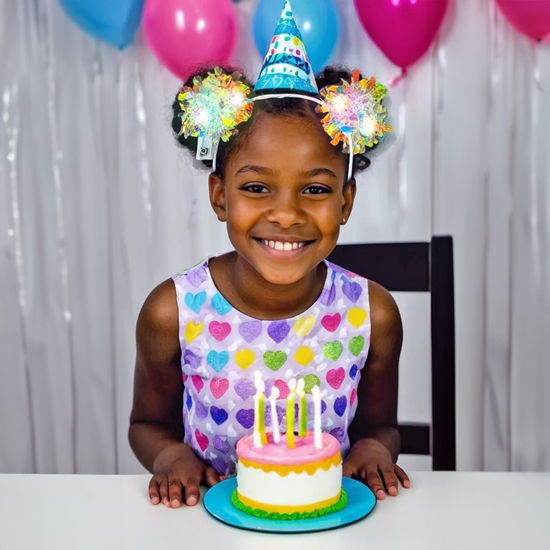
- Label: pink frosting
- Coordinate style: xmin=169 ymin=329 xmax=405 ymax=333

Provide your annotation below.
xmin=236 ymin=431 xmax=341 ymax=466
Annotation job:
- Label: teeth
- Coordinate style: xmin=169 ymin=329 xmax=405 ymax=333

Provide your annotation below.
xmin=261 ymin=240 xmax=306 ymax=251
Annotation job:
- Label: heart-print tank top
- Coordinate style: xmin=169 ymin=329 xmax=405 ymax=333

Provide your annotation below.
xmin=173 ymin=258 xmax=371 ymax=475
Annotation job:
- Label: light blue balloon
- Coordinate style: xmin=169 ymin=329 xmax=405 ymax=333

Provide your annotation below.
xmin=253 ymin=0 xmax=340 ymax=76
xmin=58 ymin=0 xmax=145 ymax=49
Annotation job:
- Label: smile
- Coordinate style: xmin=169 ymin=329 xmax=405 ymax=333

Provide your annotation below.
xmin=261 ymin=240 xmax=306 ymax=251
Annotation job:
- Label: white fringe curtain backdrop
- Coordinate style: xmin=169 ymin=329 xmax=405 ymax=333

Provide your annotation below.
xmin=1 ymin=0 xmax=549 ymax=474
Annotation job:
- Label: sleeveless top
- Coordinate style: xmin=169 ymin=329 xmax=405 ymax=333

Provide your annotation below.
xmin=173 ymin=258 xmax=371 ymax=476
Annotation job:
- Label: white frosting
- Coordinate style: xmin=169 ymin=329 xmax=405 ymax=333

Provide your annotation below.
xmin=236 ymin=462 xmax=342 ymax=507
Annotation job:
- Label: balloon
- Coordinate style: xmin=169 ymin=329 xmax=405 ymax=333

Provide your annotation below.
xmin=253 ymin=0 xmax=340 ymax=75
xmin=143 ymin=0 xmax=238 ymax=80
xmin=496 ymin=0 xmax=550 ymax=41
xmin=58 ymin=0 xmax=145 ymax=49
xmin=353 ymin=0 xmax=449 ymax=70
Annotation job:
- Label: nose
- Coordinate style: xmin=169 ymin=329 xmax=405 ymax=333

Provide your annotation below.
xmin=264 ymin=190 xmax=307 ymax=228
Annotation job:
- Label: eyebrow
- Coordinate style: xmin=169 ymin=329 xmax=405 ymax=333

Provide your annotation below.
xmin=235 ymin=165 xmax=276 ymax=176
xmin=235 ymin=165 xmax=338 ymax=179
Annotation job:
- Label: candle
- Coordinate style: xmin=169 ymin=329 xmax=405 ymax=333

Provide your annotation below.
xmin=297 ymin=378 xmax=307 ymax=438
xmin=269 ymin=386 xmax=281 ymax=444
xmin=286 ymin=378 xmax=297 ymax=448
xmin=311 ymin=385 xmax=322 ymax=449
xmin=253 ymin=372 xmax=267 ymax=447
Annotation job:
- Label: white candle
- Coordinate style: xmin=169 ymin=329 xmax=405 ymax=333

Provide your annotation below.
xmin=253 ymin=371 xmax=267 ymax=447
xmin=296 ymin=378 xmax=307 ymax=438
xmin=311 ymin=385 xmax=322 ymax=449
xmin=269 ymin=386 xmax=281 ymax=444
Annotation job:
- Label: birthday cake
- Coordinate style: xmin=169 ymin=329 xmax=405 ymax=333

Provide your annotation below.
xmin=232 ymin=430 xmax=347 ymax=520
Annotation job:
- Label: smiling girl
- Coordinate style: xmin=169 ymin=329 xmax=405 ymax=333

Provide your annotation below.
xmin=129 ymin=1 xmax=409 ymax=511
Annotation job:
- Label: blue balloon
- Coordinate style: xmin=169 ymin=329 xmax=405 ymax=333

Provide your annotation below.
xmin=59 ymin=0 xmax=145 ymax=49
xmin=253 ymin=0 xmax=340 ymax=75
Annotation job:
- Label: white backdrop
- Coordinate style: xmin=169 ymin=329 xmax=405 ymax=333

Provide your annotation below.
xmin=1 ymin=0 xmax=549 ymax=474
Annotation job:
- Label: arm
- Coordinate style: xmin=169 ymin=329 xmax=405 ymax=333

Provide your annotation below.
xmin=129 ymin=279 xmax=219 ymax=508
xmin=343 ymin=280 xmax=410 ymax=498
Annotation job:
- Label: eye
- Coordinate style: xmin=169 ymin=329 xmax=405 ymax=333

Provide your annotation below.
xmin=241 ymin=183 xmax=269 ymax=194
xmin=303 ymin=185 xmax=331 ymax=195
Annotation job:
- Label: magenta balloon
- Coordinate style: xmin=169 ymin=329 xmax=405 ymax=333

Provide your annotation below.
xmin=353 ymin=0 xmax=449 ymax=69
xmin=496 ymin=0 xmax=550 ymax=41
xmin=143 ymin=0 xmax=238 ymax=80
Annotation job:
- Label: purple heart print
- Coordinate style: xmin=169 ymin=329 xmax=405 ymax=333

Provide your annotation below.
xmin=267 ymin=320 xmax=290 ymax=344
xmin=239 ymin=321 xmax=262 ymax=343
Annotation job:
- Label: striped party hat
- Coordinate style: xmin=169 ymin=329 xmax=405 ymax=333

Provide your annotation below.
xmin=254 ymin=1 xmax=318 ymax=95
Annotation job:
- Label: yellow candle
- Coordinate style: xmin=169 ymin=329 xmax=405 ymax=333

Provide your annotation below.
xmin=258 ymin=392 xmax=267 ymax=445
xmin=253 ymin=372 xmax=267 ymax=447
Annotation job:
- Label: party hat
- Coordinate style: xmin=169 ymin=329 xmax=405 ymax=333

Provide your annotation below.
xmin=254 ymin=1 xmax=318 ymax=95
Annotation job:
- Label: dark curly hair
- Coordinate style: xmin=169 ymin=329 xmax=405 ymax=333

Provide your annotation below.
xmin=171 ymin=65 xmax=378 ymax=181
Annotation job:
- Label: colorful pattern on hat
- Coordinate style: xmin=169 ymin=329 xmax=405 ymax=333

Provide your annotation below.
xmin=254 ymin=1 xmax=318 ymax=95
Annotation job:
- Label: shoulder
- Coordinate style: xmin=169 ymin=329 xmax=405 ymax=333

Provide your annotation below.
xmin=367 ymin=280 xmax=402 ymax=355
xmin=137 ymin=279 xmax=178 ymax=338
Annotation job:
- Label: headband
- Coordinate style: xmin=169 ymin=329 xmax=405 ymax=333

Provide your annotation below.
xmin=176 ymin=1 xmax=393 ymax=180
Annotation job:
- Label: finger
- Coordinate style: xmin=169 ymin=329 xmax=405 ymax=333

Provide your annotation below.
xmin=205 ymin=467 xmax=221 ymax=487
xmin=168 ymin=477 xmax=183 ymax=508
xmin=148 ymin=476 xmax=162 ymax=505
xmin=380 ymin=466 xmax=399 ymax=496
xmin=157 ymin=474 xmax=170 ymax=506
xmin=342 ymin=461 xmax=356 ymax=479
xmin=395 ymin=465 xmax=411 ymax=488
xmin=365 ymin=465 xmax=386 ymax=500
xmin=184 ymin=476 xmax=200 ymax=506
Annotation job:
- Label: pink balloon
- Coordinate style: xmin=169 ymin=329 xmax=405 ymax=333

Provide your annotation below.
xmin=353 ymin=0 xmax=449 ymax=69
xmin=143 ymin=0 xmax=238 ymax=80
xmin=496 ymin=0 xmax=550 ymax=41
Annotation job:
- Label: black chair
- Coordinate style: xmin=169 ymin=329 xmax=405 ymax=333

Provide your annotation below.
xmin=328 ymin=236 xmax=456 ymax=471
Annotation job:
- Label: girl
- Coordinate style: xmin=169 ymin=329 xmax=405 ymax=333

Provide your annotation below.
xmin=129 ymin=3 xmax=409 ymax=509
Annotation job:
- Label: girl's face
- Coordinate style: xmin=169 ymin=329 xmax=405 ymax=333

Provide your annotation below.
xmin=209 ymin=112 xmax=356 ymax=285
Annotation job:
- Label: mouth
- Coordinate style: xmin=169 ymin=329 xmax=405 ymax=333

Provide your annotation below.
xmin=252 ymin=237 xmax=315 ymax=255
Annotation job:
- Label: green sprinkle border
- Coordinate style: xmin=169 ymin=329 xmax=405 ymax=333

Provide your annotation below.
xmin=230 ymin=489 xmax=348 ymax=521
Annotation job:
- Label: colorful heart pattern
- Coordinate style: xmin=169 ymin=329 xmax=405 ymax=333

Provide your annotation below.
xmin=321 ymin=313 xmax=341 ymax=332
xmin=207 ymin=350 xmax=229 ymax=373
xmin=195 ymin=429 xmax=209 ymax=452
xmin=184 ymin=291 xmax=207 ymax=314
xmin=326 ymin=367 xmax=345 ymax=390
xmin=234 ymin=379 xmax=256 ymax=401
xmin=174 ymin=259 xmax=370 ymax=475
xmin=263 ymin=350 xmax=287 ymax=371
xmin=210 ymin=378 xmax=229 ymax=399
xmin=209 ymin=321 xmax=232 ymax=342
xmin=239 ymin=321 xmax=262 ymax=343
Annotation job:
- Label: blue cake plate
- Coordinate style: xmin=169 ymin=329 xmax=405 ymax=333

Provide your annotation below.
xmin=203 ymin=477 xmax=376 ymax=534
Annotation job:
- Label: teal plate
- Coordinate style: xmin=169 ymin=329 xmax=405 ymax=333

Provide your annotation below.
xmin=203 ymin=477 xmax=376 ymax=534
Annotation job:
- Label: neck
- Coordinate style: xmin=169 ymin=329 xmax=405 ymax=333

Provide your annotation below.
xmin=210 ymin=252 xmax=327 ymax=320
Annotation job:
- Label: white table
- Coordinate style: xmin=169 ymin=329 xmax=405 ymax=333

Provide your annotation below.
xmin=1 ymin=472 xmax=549 ymax=550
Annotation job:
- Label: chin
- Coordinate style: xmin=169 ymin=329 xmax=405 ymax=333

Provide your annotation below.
xmin=254 ymin=258 xmax=321 ymax=286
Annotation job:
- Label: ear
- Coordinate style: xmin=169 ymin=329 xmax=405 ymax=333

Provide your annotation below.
xmin=341 ymin=178 xmax=357 ymax=224
xmin=208 ymin=172 xmax=227 ymax=222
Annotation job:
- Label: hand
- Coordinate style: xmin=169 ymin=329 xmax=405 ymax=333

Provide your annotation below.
xmin=149 ymin=443 xmax=220 ymax=508
xmin=343 ymin=438 xmax=410 ymax=500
